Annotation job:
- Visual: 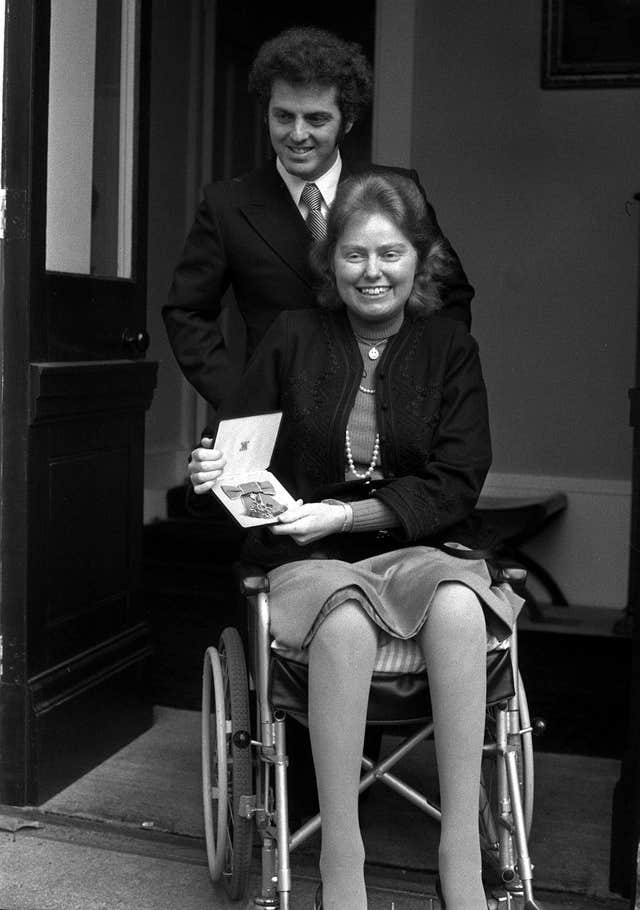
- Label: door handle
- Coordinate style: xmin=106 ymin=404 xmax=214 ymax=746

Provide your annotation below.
xmin=121 ymin=328 xmax=150 ymax=355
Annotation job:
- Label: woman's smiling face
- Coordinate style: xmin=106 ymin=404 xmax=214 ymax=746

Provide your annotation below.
xmin=333 ymin=212 xmax=418 ymax=323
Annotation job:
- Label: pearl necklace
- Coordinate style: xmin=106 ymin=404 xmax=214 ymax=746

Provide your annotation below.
xmin=345 ymin=428 xmax=380 ymax=479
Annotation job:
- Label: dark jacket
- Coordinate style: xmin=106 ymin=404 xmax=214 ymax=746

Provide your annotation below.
xmin=163 ymin=160 xmax=474 ymax=407
xmin=217 ymin=308 xmax=491 ymax=568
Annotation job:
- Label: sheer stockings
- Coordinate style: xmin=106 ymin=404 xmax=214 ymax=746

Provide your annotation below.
xmin=417 ymin=583 xmax=487 ymax=910
xmin=307 ymin=583 xmax=487 ymax=910
xmin=308 ymin=602 xmax=377 ymax=910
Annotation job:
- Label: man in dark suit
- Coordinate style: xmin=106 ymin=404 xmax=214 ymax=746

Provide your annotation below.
xmin=163 ymin=26 xmax=473 ymax=408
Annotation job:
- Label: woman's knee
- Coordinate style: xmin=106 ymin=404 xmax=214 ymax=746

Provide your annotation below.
xmin=313 ymin=599 xmax=378 ymax=650
xmin=428 ymin=582 xmax=486 ymax=640
xmin=309 ymin=601 xmax=378 ymax=668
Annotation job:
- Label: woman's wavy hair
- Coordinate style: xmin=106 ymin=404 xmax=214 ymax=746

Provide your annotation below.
xmin=311 ymin=172 xmax=454 ymax=314
xmin=248 ymin=27 xmax=373 ymax=125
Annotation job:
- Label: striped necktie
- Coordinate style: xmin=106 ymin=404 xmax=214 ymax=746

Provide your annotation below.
xmin=300 ymin=182 xmax=327 ymax=241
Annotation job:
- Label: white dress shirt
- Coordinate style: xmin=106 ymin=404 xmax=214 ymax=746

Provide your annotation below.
xmin=276 ymin=152 xmax=342 ymax=219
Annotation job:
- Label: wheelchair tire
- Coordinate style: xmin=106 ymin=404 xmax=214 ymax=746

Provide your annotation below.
xmin=202 ymin=645 xmax=228 ymax=882
xmin=218 ymin=627 xmax=254 ymax=901
xmin=479 ymin=672 xmax=534 ymax=883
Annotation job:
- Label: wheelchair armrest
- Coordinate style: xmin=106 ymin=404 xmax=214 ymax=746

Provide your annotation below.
xmin=440 ymin=543 xmax=528 ymax=587
xmin=234 ymin=561 xmax=270 ymax=596
xmin=490 ymin=565 xmax=528 ymax=586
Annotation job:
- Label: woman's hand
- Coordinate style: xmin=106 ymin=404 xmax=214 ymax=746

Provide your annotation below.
xmin=188 ymin=437 xmax=226 ymax=494
xmin=271 ymin=501 xmax=346 ymax=545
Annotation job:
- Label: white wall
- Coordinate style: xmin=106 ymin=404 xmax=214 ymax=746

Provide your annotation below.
xmin=410 ymin=2 xmax=638 ymax=484
xmin=395 ymin=1 xmax=637 ymax=609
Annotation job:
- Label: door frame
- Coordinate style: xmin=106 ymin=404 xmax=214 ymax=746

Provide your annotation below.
xmin=0 ymin=0 xmax=41 ymax=805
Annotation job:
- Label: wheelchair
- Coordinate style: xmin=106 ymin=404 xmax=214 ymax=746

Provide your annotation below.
xmin=201 ymin=556 xmax=544 ymax=910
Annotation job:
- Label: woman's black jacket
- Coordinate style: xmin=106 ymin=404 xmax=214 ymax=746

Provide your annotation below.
xmin=216 ymin=307 xmax=492 ymax=568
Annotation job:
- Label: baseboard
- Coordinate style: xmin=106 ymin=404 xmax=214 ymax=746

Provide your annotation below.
xmin=483 ymin=471 xmax=631 ymax=609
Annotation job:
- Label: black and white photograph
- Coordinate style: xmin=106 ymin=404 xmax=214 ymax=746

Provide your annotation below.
xmin=0 ymin=2 xmax=638 ymax=909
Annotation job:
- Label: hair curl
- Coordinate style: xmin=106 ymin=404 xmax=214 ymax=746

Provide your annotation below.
xmin=310 ymin=172 xmax=454 ymax=314
xmin=248 ymin=27 xmax=373 ymax=125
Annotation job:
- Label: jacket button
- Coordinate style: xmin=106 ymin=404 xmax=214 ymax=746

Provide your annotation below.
xmin=381 ymin=403 xmax=388 ymax=411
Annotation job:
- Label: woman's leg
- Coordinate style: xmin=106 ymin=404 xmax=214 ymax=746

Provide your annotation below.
xmin=416 ymin=582 xmax=488 ymax=910
xmin=307 ymin=600 xmax=378 ymax=910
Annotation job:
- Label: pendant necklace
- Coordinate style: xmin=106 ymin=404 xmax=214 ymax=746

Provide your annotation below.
xmin=354 ymin=333 xmax=388 ymax=362
xmin=362 ymin=341 xmax=381 ymax=361
xmin=355 ymin=334 xmax=388 ymax=393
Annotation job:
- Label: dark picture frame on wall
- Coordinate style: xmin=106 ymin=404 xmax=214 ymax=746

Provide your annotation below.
xmin=542 ymin=0 xmax=640 ymax=88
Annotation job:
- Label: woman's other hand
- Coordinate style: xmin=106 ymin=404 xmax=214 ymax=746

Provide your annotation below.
xmin=188 ymin=437 xmax=226 ymax=494
xmin=271 ymin=501 xmax=347 ymax=545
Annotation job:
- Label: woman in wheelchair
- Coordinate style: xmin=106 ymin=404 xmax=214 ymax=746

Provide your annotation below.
xmin=189 ymin=172 xmax=523 ymax=910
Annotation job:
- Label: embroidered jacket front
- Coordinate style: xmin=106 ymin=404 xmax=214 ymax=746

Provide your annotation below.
xmin=218 ymin=308 xmax=491 ymax=567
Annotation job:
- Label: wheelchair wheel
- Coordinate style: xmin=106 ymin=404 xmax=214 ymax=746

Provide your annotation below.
xmin=479 ymin=672 xmax=534 ymax=882
xmin=202 ymin=628 xmax=254 ymax=900
xmin=202 ymin=645 xmax=227 ymax=882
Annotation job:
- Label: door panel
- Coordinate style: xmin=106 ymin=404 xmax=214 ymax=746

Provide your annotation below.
xmin=29 ymin=361 xmax=156 ymax=672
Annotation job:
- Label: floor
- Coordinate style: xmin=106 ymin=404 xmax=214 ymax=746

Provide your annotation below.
xmin=0 ymin=705 xmax=627 ymax=910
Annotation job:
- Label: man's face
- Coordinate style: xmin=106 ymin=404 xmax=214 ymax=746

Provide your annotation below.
xmin=268 ymin=79 xmax=352 ymax=182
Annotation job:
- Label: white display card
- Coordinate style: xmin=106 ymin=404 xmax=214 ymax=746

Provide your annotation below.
xmin=211 ymin=413 xmax=297 ymax=528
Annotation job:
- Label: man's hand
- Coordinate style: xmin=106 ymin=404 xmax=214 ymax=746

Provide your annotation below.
xmin=271 ymin=501 xmax=346 ymax=545
xmin=188 ymin=437 xmax=226 ymax=494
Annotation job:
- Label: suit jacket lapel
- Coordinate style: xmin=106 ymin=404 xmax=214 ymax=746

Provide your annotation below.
xmin=238 ymin=164 xmax=314 ymax=288
xmin=338 ymin=157 xmax=354 ymax=181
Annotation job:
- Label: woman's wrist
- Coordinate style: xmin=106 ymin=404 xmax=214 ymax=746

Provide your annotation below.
xmin=322 ymin=499 xmax=354 ymax=533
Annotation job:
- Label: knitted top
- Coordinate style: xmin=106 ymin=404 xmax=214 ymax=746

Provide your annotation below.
xmin=343 ymin=310 xmax=404 ymax=533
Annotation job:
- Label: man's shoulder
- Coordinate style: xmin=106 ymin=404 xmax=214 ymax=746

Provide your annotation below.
xmin=343 ymin=160 xmax=418 ymax=182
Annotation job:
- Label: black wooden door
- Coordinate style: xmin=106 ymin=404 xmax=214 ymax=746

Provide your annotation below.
xmin=0 ymin=0 xmax=156 ymax=804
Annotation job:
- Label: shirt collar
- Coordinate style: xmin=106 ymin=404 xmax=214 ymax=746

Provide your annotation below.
xmin=276 ymin=151 xmax=342 ymax=208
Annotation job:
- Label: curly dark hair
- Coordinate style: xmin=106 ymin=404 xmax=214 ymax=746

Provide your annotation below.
xmin=310 ymin=172 xmax=454 ymax=314
xmin=248 ymin=26 xmax=373 ymax=125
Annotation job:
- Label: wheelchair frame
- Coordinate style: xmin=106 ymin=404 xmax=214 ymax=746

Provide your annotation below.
xmin=202 ymin=565 xmax=543 ymax=910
